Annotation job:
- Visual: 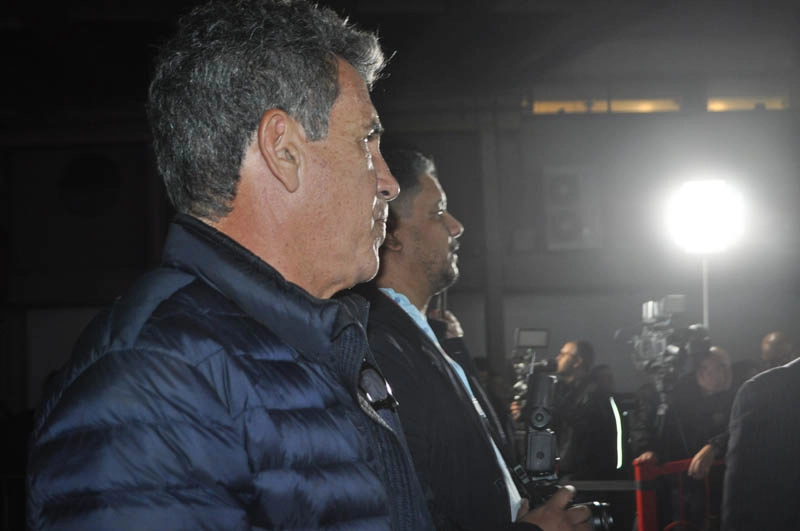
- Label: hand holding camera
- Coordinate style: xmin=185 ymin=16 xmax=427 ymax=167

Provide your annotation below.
xmin=516 ymin=486 xmax=593 ymax=530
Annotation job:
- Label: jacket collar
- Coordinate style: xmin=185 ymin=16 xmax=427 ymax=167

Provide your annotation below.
xmin=161 ymin=214 xmax=369 ymax=367
xmin=363 ymin=284 xmax=450 ymax=366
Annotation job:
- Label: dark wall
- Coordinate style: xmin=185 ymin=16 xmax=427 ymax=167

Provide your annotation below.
xmin=1 ymin=130 xmax=170 ymax=410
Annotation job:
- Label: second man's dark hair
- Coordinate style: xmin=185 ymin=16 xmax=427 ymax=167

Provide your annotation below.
xmin=382 ymin=149 xmax=436 ymax=232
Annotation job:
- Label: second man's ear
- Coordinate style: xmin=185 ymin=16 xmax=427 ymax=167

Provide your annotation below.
xmin=382 ymin=229 xmax=403 ymax=252
xmin=258 ymin=109 xmax=301 ymax=193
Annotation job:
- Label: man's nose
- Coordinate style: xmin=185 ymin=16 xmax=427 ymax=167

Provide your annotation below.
xmin=374 ymin=151 xmax=400 ymax=201
xmin=448 ymin=213 xmax=464 ymax=238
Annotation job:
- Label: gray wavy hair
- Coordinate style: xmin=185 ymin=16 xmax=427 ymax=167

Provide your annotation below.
xmin=147 ymin=0 xmax=386 ymax=220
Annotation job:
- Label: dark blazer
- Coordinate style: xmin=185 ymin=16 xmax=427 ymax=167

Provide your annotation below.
xmin=722 ymin=357 xmax=800 ymax=531
xmin=429 ymin=319 xmax=517 ymax=463
xmin=360 ymin=285 xmax=536 ymax=531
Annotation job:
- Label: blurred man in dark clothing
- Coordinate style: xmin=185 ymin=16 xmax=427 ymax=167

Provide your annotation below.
xmin=588 ymin=364 xmax=616 ymax=395
xmin=631 ymin=346 xmax=734 ymax=529
xmin=760 ymin=330 xmax=797 ymax=370
xmin=552 ymin=340 xmax=619 ymax=480
xmin=722 ymin=357 xmax=800 ymax=530
xmin=729 ymin=331 xmax=794 ymax=390
xmin=632 ymin=347 xmax=733 ymax=473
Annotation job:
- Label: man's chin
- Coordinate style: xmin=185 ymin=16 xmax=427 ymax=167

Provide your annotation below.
xmin=432 ymin=269 xmax=459 ymax=295
xmin=447 ymin=266 xmax=460 ymax=286
xmin=353 ymin=250 xmax=380 ymax=285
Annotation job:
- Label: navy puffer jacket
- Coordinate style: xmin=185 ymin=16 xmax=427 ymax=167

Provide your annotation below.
xmin=27 ymin=214 xmax=432 ymax=530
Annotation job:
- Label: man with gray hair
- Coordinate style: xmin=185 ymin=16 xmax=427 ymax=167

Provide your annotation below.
xmin=26 ymin=1 xmax=432 ymax=529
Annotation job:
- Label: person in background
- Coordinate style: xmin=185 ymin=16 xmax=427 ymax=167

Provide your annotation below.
xmin=358 ymin=149 xmax=590 ymax=531
xmin=631 ymin=346 xmax=734 ymax=530
xmin=588 ymin=364 xmax=616 ymax=395
xmin=759 ymin=330 xmax=797 ymax=370
xmin=722 ymin=357 xmax=800 ymax=530
xmin=552 ymin=341 xmax=619 ymax=481
xmin=26 ymin=2 xmax=433 ymax=529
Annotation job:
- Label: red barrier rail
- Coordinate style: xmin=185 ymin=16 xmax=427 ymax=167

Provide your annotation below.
xmin=634 ymin=458 xmax=725 ymax=531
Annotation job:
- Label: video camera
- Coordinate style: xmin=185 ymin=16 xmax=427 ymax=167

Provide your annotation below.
xmin=618 ymin=294 xmax=712 ymax=429
xmin=510 ymin=330 xmax=613 ymax=531
xmin=622 ymin=295 xmax=711 ymax=386
xmin=628 ymin=295 xmax=710 ymax=378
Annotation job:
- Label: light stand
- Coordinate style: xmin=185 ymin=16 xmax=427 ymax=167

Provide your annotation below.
xmin=666 ymin=179 xmax=744 ymax=331
xmin=702 ymin=255 xmax=709 ymax=329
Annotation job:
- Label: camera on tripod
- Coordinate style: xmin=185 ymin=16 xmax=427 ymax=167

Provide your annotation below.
xmin=628 ymin=295 xmax=711 ymax=375
xmin=622 ymin=295 xmax=711 ymax=400
xmin=617 ymin=294 xmax=713 ymax=437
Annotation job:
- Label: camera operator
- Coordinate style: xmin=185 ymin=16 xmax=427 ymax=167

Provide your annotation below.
xmin=551 ymin=341 xmax=619 ymax=481
xmin=631 ymin=346 xmax=734 ymax=528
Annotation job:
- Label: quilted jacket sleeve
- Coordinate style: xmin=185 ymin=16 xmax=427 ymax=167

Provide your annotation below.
xmin=27 ymin=347 xmax=253 ymax=531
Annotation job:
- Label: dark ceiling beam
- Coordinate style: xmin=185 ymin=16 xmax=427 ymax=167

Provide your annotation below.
xmin=342 ymin=0 xmax=447 ymax=14
xmin=494 ymin=2 xmax=663 ymax=89
xmin=4 ymin=1 xmax=194 ymax=24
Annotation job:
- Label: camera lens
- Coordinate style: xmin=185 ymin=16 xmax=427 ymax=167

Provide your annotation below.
xmin=585 ymin=501 xmax=614 ymax=531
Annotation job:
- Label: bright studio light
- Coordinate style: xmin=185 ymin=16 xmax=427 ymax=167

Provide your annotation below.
xmin=666 ymin=179 xmax=745 ymax=254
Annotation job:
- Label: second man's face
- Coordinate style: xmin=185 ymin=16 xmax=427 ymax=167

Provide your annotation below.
xmin=404 ymin=173 xmax=465 ymax=295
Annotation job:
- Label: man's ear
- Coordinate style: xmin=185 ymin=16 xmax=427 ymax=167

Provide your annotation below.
xmin=257 ymin=109 xmax=301 ymax=193
xmin=383 ymin=229 xmax=403 ymax=252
